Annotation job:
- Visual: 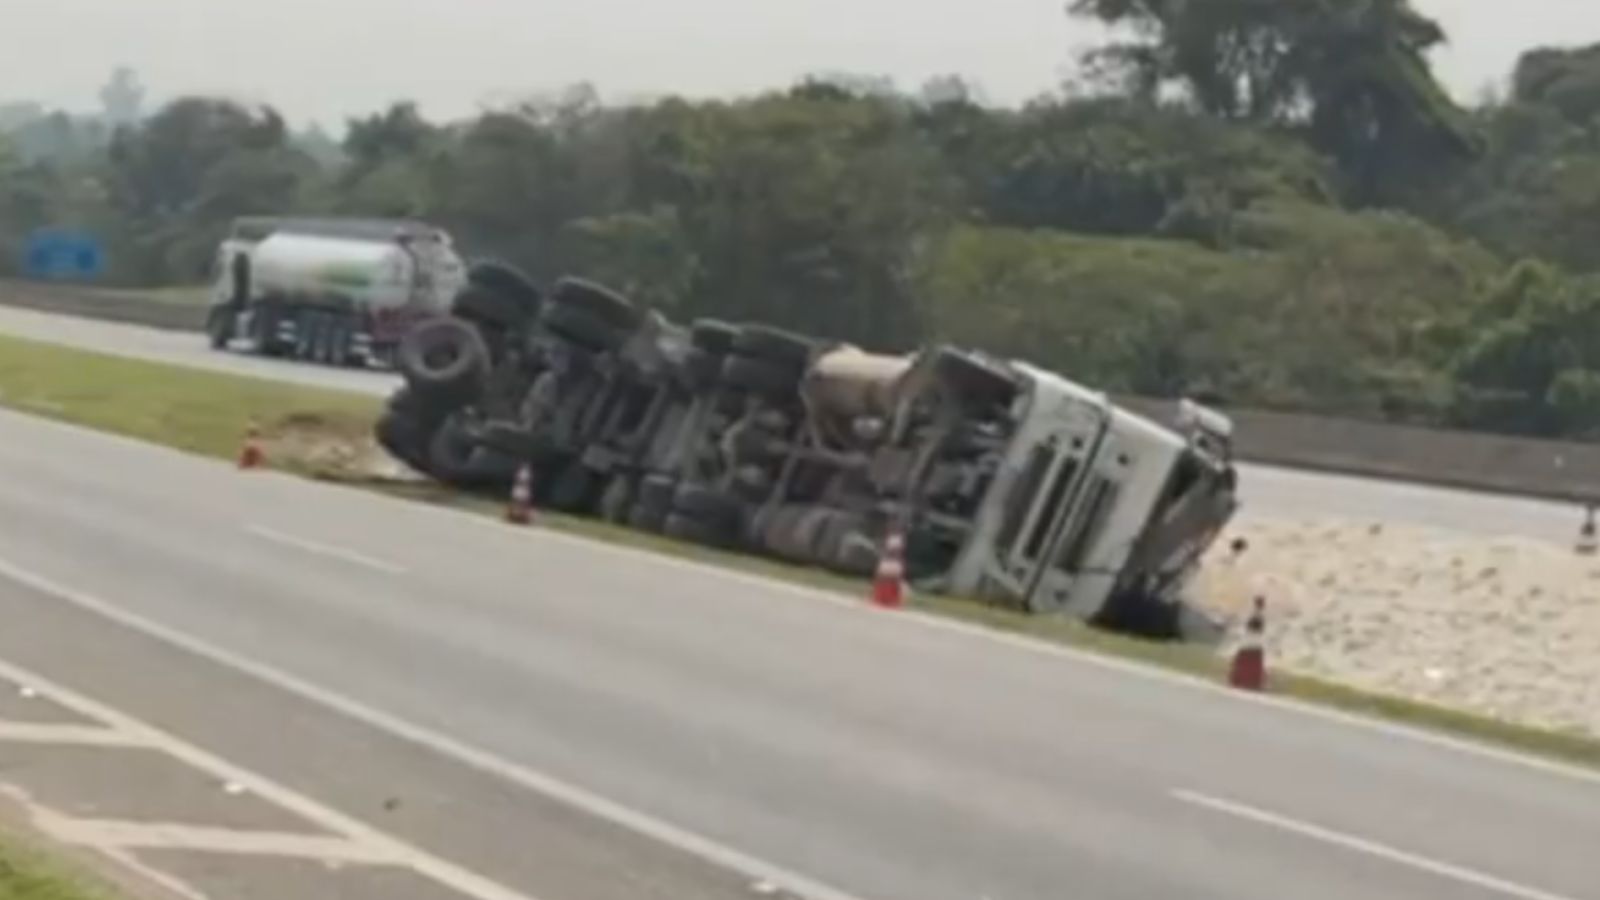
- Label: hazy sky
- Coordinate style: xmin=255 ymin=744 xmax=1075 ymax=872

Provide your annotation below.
xmin=1 ymin=0 xmax=1595 ymax=125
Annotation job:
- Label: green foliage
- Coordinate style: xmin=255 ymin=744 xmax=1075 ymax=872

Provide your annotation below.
xmin=10 ymin=14 xmax=1600 ymax=439
xmin=978 ymin=97 xmax=1333 ymax=242
xmin=1069 ymin=0 xmax=1479 ymax=204
xmin=1449 ymin=261 xmax=1600 ymax=436
xmin=915 ymin=203 xmax=1485 ymax=418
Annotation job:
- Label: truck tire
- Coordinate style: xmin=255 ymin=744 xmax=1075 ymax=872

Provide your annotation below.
xmin=549 ymin=464 xmax=601 ymax=514
xmin=311 ymin=313 xmax=333 ymax=364
xmin=684 ymin=349 xmax=722 ymax=392
xmin=690 ymin=319 xmax=740 ymax=355
xmin=549 ymin=277 xmax=640 ymax=331
xmin=636 ymin=474 xmax=679 ymax=513
xmin=835 ymin=533 xmax=881 ymax=577
xmin=250 ymin=308 xmax=284 ymax=357
xmin=721 ymin=355 xmax=803 ymax=397
xmin=386 ymin=384 xmax=451 ymax=422
xmin=292 ymin=310 xmax=316 ymax=360
xmin=598 ymin=475 xmax=635 ymax=524
xmin=398 ymin=317 xmax=490 ymax=405
xmin=426 ymin=414 xmax=490 ymax=488
xmin=453 ymin=285 xmax=527 ymax=331
xmin=205 ymin=307 xmax=234 ymax=351
xmin=376 ymin=412 xmax=425 ymax=471
xmin=628 ymin=503 xmax=669 ymax=534
xmin=327 ymin=316 xmax=352 ymax=368
xmin=629 ymin=474 xmax=677 ymax=533
xmin=542 ymin=303 xmax=627 ymax=353
xmin=731 ymin=325 xmax=814 ymax=367
xmin=671 ymin=483 xmax=745 ymax=532
xmin=663 ymin=513 xmax=735 ymax=548
xmin=814 ymin=510 xmax=852 ymax=565
xmin=467 ymin=260 xmax=542 ymax=315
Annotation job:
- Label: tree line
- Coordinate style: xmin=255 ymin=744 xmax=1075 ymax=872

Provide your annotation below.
xmin=4 ymin=1 xmax=1600 ymax=439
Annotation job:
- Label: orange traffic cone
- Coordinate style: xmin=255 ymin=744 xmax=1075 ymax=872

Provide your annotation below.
xmin=506 ymin=465 xmax=535 ymax=526
xmin=871 ymin=530 xmax=906 ymax=610
xmin=237 ymin=422 xmax=264 ymax=470
xmin=1228 ymin=596 xmax=1267 ymax=691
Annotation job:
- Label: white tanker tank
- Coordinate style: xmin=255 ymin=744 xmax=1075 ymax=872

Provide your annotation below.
xmin=205 ymin=217 xmax=466 ymax=368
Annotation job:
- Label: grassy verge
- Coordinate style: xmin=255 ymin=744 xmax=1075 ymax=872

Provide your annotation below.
xmin=3 ymin=332 xmax=1598 ymax=773
xmin=86 ymin=286 xmax=210 ymax=307
xmin=0 ymin=828 xmax=120 ymax=900
xmin=0 ymin=333 xmax=377 ymax=463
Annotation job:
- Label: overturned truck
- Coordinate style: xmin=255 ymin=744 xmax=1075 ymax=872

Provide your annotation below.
xmin=377 ymin=262 xmax=1240 ymax=639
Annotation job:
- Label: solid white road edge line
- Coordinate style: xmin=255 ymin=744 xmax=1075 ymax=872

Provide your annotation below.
xmin=246 ymin=525 xmax=407 ymax=575
xmin=6 ymin=405 xmax=1599 ymax=789
xmin=0 ymin=553 xmax=870 ymax=900
xmin=1171 ymin=788 xmax=1579 ymax=900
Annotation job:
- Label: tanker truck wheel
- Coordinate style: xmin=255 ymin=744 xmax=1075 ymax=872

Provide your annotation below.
xmin=205 ymin=307 xmax=234 ymax=351
xmin=684 ymin=349 xmax=724 ymax=392
xmin=376 ymin=410 xmax=435 ymax=475
xmin=375 ymin=387 xmax=449 ymax=476
xmin=690 ymin=319 xmax=740 ymax=356
xmin=721 ymin=355 xmax=804 ymax=398
xmin=549 ymin=277 xmax=641 ymax=332
xmin=598 ymin=475 xmax=636 ymax=524
xmin=250 ymin=308 xmax=287 ymax=357
xmin=398 ymin=317 xmax=491 ymax=406
xmin=326 ymin=316 xmax=352 ymax=367
xmin=548 ymin=464 xmax=602 ymax=514
xmin=426 ymin=413 xmax=502 ymax=489
xmin=541 ymin=303 xmax=628 ymax=354
xmin=663 ymin=513 xmax=735 ymax=548
xmin=467 ymin=260 xmax=543 ymax=318
xmin=668 ymin=483 xmax=745 ymax=546
xmin=454 ymin=285 xmax=531 ymax=332
xmin=627 ymin=474 xmax=678 ymax=534
xmin=291 ymin=311 xmax=316 ymax=360
xmin=731 ymin=325 xmax=815 ymax=367
xmin=307 ymin=313 xmax=331 ymax=364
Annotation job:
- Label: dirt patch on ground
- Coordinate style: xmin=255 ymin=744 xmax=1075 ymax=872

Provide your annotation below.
xmin=260 ymin=413 xmax=418 ymax=483
xmin=1195 ymin=515 xmax=1600 ymax=738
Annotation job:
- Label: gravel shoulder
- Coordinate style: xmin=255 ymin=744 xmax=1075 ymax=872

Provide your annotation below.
xmin=1199 ymin=514 xmax=1600 ymax=739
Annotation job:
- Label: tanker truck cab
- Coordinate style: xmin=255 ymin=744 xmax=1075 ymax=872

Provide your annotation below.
xmin=949 ymin=365 xmax=1238 ymax=637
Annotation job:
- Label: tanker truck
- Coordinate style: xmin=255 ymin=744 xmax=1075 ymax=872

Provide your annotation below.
xmin=204 ymin=217 xmax=467 ymax=367
xmin=670 ymin=342 xmax=1239 ymax=637
xmin=376 ymin=270 xmax=1238 ymax=638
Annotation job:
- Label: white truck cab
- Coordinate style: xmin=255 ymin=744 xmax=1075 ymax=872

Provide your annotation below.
xmin=948 ymin=365 xmax=1237 ymax=636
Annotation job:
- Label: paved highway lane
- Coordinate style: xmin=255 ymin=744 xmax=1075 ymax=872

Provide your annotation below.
xmin=1 ymin=301 xmax=1594 ymax=543
xmin=0 ymin=408 xmax=1596 ymax=900
xmin=0 ymin=304 xmax=396 ymax=397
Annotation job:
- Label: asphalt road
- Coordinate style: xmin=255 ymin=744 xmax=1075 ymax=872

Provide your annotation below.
xmin=0 ymin=302 xmax=1593 ymax=544
xmin=0 ymin=407 xmax=1597 ymax=900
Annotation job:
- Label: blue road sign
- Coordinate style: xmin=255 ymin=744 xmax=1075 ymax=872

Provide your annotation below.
xmin=23 ymin=229 xmax=104 ymax=281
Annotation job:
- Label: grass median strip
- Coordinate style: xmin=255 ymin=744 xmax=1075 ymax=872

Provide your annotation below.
xmin=2 ymin=331 xmax=1598 ymax=774
xmin=0 ymin=333 xmax=377 ymax=463
xmin=0 ymin=826 xmax=121 ymax=900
